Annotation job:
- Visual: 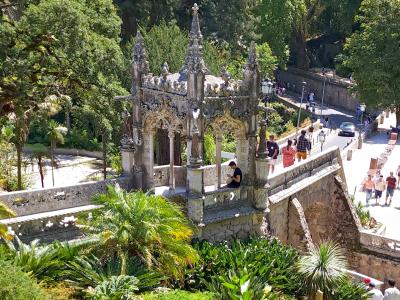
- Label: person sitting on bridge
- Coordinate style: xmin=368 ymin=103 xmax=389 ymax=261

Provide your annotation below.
xmin=226 ymin=161 xmax=242 ymax=188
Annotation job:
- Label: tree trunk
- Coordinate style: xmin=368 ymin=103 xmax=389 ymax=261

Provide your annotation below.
xmin=38 ymin=157 xmax=44 ymax=188
xmin=120 ymin=252 xmax=128 ymax=275
xmin=102 ymin=134 xmax=107 ymax=180
xmin=16 ymin=144 xmax=22 ymax=190
xmin=396 ymin=106 xmax=400 ymax=127
xmin=51 ymin=142 xmax=55 ymax=187
xmin=290 ymin=28 xmax=310 ymax=70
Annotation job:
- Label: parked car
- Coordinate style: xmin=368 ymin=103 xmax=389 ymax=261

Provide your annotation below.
xmin=339 ymin=122 xmax=356 ymax=137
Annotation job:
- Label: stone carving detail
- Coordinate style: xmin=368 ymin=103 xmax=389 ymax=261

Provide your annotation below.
xmin=132 ymin=32 xmax=149 ymax=73
xmin=211 ymin=112 xmax=247 ymax=138
xmin=121 ymin=110 xmax=135 ymax=150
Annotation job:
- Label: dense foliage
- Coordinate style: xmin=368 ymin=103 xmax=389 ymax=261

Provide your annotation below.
xmin=344 ymin=0 xmax=400 ymax=124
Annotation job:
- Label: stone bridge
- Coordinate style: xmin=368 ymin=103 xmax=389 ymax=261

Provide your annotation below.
xmin=1 ymin=147 xmax=400 ymax=283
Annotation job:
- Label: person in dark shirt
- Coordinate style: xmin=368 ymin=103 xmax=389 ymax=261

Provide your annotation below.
xmin=296 ymin=130 xmax=311 ymax=162
xmin=227 ymin=161 xmax=242 ymax=188
xmin=266 ymin=135 xmax=279 ymax=174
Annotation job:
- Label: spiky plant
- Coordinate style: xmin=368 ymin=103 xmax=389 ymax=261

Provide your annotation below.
xmin=297 ymin=241 xmax=347 ymax=298
xmin=0 ymin=201 xmax=16 ymax=240
xmin=80 ymin=185 xmax=199 ymax=279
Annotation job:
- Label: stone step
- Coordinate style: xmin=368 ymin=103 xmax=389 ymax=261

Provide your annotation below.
xmin=203 ymin=202 xmax=260 ymax=225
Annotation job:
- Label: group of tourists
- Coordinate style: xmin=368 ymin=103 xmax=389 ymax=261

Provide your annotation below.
xmin=363 ymin=166 xmax=400 ymax=206
xmin=365 ymin=278 xmax=400 ymax=300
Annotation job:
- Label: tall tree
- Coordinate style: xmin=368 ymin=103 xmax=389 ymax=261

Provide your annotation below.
xmin=344 ymin=0 xmax=400 ymax=125
xmin=46 ymin=120 xmax=66 ymax=186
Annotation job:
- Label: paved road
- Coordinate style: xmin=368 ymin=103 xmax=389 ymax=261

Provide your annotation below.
xmin=280 ymin=93 xmax=362 ymax=154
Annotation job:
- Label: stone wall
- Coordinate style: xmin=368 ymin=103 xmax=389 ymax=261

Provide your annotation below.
xmin=198 ymin=212 xmax=267 ymax=242
xmin=350 ymin=252 xmax=400 ymax=288
xmin=0 ymin=177 xmax=132 ymax=216
xmin=277 ymin=67 xmax=359 ymax=112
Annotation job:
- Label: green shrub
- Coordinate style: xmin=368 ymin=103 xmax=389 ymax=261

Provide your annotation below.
xmin=0 ymin=260 xmax=47 ymax=300
xmin=142 ymin=290 xmax=214 ymax=300
xmin=182 ymin=237 xmax=304 ymax=298
xmin=86 ymin=275 xmax=139 ymax=300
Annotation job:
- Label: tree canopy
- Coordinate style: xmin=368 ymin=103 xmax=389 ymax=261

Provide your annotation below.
xmin=344 ymin=0 xmax=400 ymax=122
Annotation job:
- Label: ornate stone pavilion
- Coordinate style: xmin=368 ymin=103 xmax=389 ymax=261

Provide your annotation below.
xmin=116 ymin=4 xmax=269 ymax=237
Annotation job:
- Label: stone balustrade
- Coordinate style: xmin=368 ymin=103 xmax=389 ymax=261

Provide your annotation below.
xmin=142 ymin=74 xmax=187 ymax=95
xmin=360 ymin=230 xmax=400 ymax=259
xmin=203 ymin=188 xmax=241 ymax=209
xmin=153 ymin=165 xmax=186 ymax=187
xmin=0 ymin=177 xmax=131 ymax=216
xmin=268 ymin=146 xmax=340 ymax=195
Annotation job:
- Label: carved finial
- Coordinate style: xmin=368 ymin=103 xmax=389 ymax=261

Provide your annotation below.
xmin=132 ymin=31 xmax=149 ymax=72
xmin=179 ymin=3 xmax=209 ymax=78
xmin=245 ymin=41 xmax=258 ymax=71
xmin=221 ymin=67 xmax=231 ymax=85
xmin=161 ymin=62 xmax=169 ymax=80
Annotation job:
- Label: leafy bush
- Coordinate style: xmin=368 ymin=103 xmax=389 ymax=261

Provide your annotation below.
xmin=182 ymin=238 xmax=304 ymax=298
xmin=110 ymin=153 xmax=123 ymax=175
xmin=86 ymin=275 xmax=139 ymax=300
xmin=64 ymin=128 xmax=102 ymax=151
xmin=0 ymin=260 xmax=47 ymax=300
xmin=142 ymin=290 xmax=214 ymax=300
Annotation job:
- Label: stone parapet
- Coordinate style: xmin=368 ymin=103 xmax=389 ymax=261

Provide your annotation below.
xmin=0 ymin=177 xmax=132 ymax=216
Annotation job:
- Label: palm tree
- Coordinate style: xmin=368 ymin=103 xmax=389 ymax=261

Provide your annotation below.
xmin=297 ymin=241 xmax=347 ymax=299
xmin=0 ymin=201 xmax=16 ymax=240
xmin=29 ymin=143 xmax=49 ymax=188
xmin=46 ymin=120 xmax=66 ymax=186
xmin=80 ymin=185 xmax=199 ymax=278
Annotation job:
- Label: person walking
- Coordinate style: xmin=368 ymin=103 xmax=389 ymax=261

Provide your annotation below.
xmin=386 ymin=172 xmax=397 ymax=205
xmin=282 ymin=140 xmax=296 ymax=168
xmin=374 ymin=175 xmax=386 ymax=205
xmin=266 ymin=135 xmax=279 ymax=174
xmin=384 ymin=279 xmax=400 ymax=300
xmin=296 ymin=130 xmax=311 ymax=162
xmin=363 ymin=175 xmax=375 ymax=205
xmin=368 ymin=282 xmax=384 ymax=300
xmin=397 ymin=165 xmax=400 ymax=188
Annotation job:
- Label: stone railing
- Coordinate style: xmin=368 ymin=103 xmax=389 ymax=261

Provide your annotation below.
xmin=360 ymin=230 xmax=400 ymax=259
xmin=153 ymin=165 xmax=186 ymax=187
xmin=268 ymin=147 xmax=340 ymax=195
xmin=142 ymin=74 xmax=187 ymax=95
xmin=203 ymin=188 xmax=241 ymax=210
xmin=0 ymin=177 xmax=132 ymax=216
xmin=203 ymin=163 xmax=231 ymax=186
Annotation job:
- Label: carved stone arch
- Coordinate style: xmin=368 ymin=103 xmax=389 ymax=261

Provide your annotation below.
xmin=143 ymin=105 xmax=186 ymax=136
xmin=210 ymin=112 xmax=247 ymax=138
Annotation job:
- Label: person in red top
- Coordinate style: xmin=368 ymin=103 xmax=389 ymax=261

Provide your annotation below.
xmin=386 ymin=172 xmax=397 ymax=206
xmin=282 ymin=140 xmax=296 ymax=168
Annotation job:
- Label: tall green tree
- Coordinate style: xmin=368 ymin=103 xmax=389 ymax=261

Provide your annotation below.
xmin=46 ymin=120 xmax=66 ymax=186
xmin=28 ymin=143 xmax=49 ymax=188
xmin=344 ymin=0 xmax=400 ymax=125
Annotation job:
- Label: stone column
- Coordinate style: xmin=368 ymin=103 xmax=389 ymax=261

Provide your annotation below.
xmin=215 ymin=132 xmax=223 ymax=188
xmin=143 ymin=129 xmax=155 ymax=189
xmin=121 ymin=145 xmax=135 ymax=175
xmin=168 ymin=130 xmax=175 ymax=190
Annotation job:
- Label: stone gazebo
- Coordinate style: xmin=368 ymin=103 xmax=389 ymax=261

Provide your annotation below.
xmin=117 ymin=4 xmax=269 ymax=240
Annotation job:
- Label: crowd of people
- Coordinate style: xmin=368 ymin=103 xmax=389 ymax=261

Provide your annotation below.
xmin=364 ymin=278 xmax=400 ymax=300
xmin=363 ymin=166 xmax=400 ymax=206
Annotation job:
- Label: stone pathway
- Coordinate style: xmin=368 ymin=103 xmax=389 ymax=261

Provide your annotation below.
xmin=342 ymin=112 xmax=400 ymax=239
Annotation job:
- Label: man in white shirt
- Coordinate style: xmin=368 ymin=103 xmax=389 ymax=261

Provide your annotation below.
xmin=369 ymin=282 xmax=384 ymax=300
xmin=384 ymin=280 xmax=400 ymax=300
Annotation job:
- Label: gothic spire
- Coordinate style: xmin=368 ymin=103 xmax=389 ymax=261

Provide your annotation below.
xmin=132 ymin=31 xmax=149 ymax=73
xmin=245 ymin=41 xmax=259 ymax=72
xmin=179 ymin=3 xmax=209 ymax=79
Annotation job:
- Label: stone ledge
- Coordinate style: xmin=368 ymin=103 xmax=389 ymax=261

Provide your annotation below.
xmin=202 ymin=204 xmax=263 ymax=225
xmin=0 ymin=204 xmax=102 ymax=225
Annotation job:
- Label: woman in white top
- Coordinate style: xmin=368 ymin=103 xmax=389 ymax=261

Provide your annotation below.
xmin=374 ymin=175 xmax=386 ymax=205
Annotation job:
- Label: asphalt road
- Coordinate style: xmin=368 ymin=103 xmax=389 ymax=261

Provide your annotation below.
xmin=283 ymin=93 xmax=362 ymax=154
